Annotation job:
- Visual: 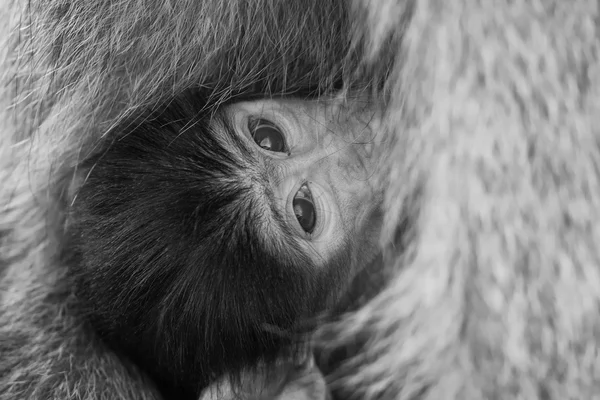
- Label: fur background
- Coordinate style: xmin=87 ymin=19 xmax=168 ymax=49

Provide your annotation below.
xmin=1 ymin=0 xmax=600 ymax=399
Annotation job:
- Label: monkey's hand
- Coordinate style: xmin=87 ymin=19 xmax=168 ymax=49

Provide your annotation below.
xmin=274 ymin=354 xmax=330 ymax=400
xmin=199 ymin=354 xmax=330 ymax=400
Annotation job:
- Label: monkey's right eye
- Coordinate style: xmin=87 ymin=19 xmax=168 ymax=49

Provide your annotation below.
xmin=249 ymin=119 xmax=287 ymax=153
xmin=293 ymin=184 xmax=316 ymax=234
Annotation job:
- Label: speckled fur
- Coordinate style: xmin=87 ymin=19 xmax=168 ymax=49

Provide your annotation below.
xmin=2 ymin=0 xmax=600 ymax=399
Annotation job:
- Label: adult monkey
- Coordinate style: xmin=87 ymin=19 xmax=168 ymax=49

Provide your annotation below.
xmin=2 ymin=0 xmax=600 ymax=400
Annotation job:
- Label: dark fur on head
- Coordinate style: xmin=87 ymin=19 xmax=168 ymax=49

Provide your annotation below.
xmin=67 ymin=90 xmax=351 ymax=399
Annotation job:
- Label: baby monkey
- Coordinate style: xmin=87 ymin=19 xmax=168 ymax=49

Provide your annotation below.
xmin=66 ymin=91 xmax=386 ymax=400
xmin=201 ymin=96 xmax=385 ymax=399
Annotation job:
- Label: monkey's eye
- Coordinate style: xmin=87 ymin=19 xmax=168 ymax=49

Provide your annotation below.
xmin=249 ymin=119 xmax=287 ymax=153
xmin=293 ymin=184 xmax=316 ymax=234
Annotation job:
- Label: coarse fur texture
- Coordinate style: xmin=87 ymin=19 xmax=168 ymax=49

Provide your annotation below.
xmin=2 ymin=1 xmax=600 ymax=400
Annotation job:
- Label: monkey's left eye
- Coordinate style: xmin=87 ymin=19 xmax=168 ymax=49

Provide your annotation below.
xmin=249 ymin=119 xmax=287 ymax=153
xmin=293 ymin=184 xmax=316 ymax=234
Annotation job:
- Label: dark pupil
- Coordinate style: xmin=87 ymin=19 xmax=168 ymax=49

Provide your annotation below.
xmin=251 ymin=120 xmax=285 ymax=152
xmin=293 ymin=184 xmax=316 ymax=234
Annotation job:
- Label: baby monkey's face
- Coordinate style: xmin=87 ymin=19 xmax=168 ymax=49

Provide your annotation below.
xmin=223 ymin=97 xmax=386 ymax=271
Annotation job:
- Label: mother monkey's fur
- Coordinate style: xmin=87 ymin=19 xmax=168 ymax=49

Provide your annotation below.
xmin=2 ymin=0 xmax=600 ymax=399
